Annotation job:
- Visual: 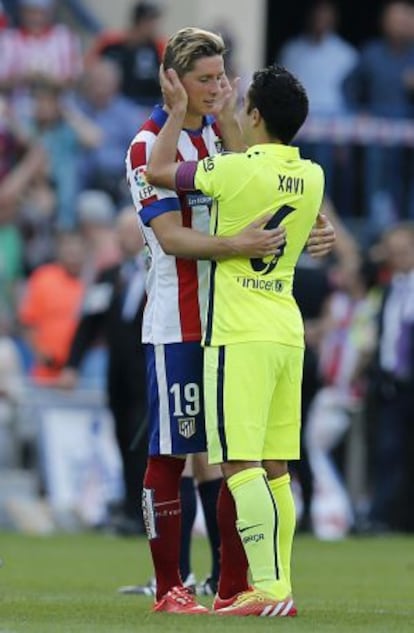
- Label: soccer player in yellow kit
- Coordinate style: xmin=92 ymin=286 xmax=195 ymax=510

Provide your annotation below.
xmin=147 ymin=64 xmax=325 ymax=617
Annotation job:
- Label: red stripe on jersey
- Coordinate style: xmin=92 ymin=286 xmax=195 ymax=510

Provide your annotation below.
xmin=175 ymin=207 xmax=202 ymax=341
xmin=212 ymin=121 xmax=222 ymax=138
xmin=142 ymin=118 xmax=161 ymax=136
xmin=130 ymin=142 xmax=147 ymax=169
xmin=141 ymin=193 xmax=159 ymax=207
xmin=188 ymin=133 xmax=210 ymax=159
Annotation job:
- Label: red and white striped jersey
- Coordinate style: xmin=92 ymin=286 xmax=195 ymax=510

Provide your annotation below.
xmin=0 ymin=25 xmax=83 ymax=83
xmin=126 ymin=105 xmax=223 ymax=344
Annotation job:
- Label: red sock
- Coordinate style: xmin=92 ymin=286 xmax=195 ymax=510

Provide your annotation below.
xmin=142 ymin=455 xmax=185 ymax=600
xmin=217 ymin=480 xmax=249 ymax=599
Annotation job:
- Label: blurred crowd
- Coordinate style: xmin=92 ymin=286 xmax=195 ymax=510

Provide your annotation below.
xmin=0 ymin=0 xmax=413 ymax=538
xmin=277 ymin=0 xmax=414 ymax=233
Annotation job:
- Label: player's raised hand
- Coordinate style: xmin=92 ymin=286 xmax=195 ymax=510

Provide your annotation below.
xmin=231 ymin=214 xmax=287 ymax=258
xmin=214 ymin=74 xmax=240 ymax=119
xmin=306 ymin=213 xmax=336 ymax=257
xmin=159 ymin=65 xmax=188 ymax=114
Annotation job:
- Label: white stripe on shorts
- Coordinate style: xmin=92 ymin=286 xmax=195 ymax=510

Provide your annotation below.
xmin=155 ymin=345 xmax=172 ymax=454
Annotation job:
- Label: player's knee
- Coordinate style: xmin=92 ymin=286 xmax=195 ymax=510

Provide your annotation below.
xmin=263 ymin=459 xmax=288 ymax=480
xmin=221 ymin=460 xmax=261 ymax=480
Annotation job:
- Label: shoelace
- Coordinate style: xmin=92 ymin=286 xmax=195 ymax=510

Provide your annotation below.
xmin=168 ymin=586 xmax=195 ymax=605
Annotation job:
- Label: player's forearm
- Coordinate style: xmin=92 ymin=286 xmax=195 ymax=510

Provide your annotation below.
xmin=217 ymin=114 xmax=246 ymax=152
xmin=147 ymin=107 xmax=185 ymax=189
xmin=160 ymin=224 xmax=238 ymax=260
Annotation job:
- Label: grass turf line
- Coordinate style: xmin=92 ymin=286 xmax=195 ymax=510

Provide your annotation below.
xmin=0 ymin=532 xmax=413 ymax=632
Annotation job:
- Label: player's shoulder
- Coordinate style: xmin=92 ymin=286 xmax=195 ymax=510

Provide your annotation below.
xmin=199 ymin=151 xmax=243 ymax=178
xmin=129 ymin=120 xmax=158 ymax=147
xmin=300 ymin=159 xmax=325 ymax=200
xmin=302 ymin=157 xmax=325 ymax=181
xmin=126 ymin=120 xmax=159 ymax=169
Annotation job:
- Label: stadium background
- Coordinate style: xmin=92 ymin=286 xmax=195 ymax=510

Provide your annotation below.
xmin=92 ymin=0 xmax=382 ymax=70
xmin=0 ymin=2 xmax=413 ymax=628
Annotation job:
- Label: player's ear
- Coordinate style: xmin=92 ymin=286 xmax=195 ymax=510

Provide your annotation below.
xmin=251 ymin=107 xmax=262 ymax=128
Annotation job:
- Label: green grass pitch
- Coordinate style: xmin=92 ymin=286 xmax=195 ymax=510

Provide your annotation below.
xmin=0 ymin=532 xmax=413 ymax=632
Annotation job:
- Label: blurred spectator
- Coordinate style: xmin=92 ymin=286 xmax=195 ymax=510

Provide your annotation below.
xmin=0 ymin=140 xmax=47 ymax=221
xmin=305 ymin=256 xmax=380 ymax=540
xmin=0 ymin=0 xmax=83 ymax=89
xmin=0 ymin=1 xmax=7 ymax=29
xmin=343 ymin=1 xmax=414 ymax=225
xmin=292 ymin=254 xmax=332 ymax=531
xmin=17 ymin=165 xmax=56 ymax=273
xmin=278 ymin=1 xmax=358 ymax=200
xmin=0 ymin=90 xmax=49 ymax=223
xmin=208 ymin=22 xmax=250 ymax=105
xmin=57 ymin=208 xmax=147 ymax=535
xmin=25 ymin=80 xmax=102 ymax=229
xmin=368 ymin=222 xmax=414 ymax=532
xmin=76 ymin=59 xmax=147 ymax=205
xmin=76 ymin=189 xmax=120 ymax=283
xmin=60 ymin=0 xmax=101 ymax=35
xmin=1 ymin=0 xmax=101 ymax=32
xmin=0 ymin=95 xmax=20 ymax=183
xmin=0 ymin=214 xmax=23 ymax=321
xmin=291 ymin=197 xmax=360 ymax=529
xmin=0 ymin=315 xmax=24 ymax=468
xmin=18 ymin=230 xmax=85 ymax=383
xmin=87 ymin=1 xmax=164 ymax=108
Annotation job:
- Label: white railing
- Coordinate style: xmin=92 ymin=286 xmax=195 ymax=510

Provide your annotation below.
xmin=298 ymin=114 xmax=414 ymax=146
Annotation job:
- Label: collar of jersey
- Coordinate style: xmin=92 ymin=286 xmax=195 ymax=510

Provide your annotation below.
xmin=151 ymin=105 xmax=215 ymax=134
xmin=247 ymin=143 xmax=300 ymax=159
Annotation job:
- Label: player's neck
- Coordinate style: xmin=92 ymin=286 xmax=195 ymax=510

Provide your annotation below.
xmin=162 ymin=105 xmax=203 ymax=132
xmin=182 ymin=112 xmax=204 ymax=131
xmin=251 ymin=129 xmax=283 ymax=146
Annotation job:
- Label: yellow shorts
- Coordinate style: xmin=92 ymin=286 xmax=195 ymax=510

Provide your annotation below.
xmin=204 ymin=342 xmax=304 ymax=464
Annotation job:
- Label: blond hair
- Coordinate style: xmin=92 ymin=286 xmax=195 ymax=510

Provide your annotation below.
xmin=163 ymin=27 xmax=225 ymax=76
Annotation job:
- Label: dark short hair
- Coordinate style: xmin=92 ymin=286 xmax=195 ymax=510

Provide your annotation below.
xmin=132 ymin=1 xmax=162 ymax=25
xmin=247 ymin=65 xmax=309 ymax=144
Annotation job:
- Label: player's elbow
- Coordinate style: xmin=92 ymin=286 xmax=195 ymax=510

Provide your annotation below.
xmin=147 ymin=165 xmax=173 ymax=189
xmin=145 ymin=165 xmax=155 ymax=184
xmin=159 ymin=234 xmax=180 ymax=256
xmin=146 ymin=165 xmax=160 ymax=186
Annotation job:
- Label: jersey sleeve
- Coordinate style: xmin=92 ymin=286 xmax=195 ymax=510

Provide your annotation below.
xmin=126 ymin=133 xmax=181 ymax=226
xmin=194 ymin=155 xmax=228 ymax=199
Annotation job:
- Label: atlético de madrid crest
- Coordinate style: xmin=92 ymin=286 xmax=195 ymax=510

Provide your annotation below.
xmin=214 ymin=139 xmax=223 ymax=154
xmin=178 ymin=417 xmax=196 ymax=439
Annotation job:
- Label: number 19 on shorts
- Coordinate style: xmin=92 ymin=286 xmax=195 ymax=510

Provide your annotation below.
xmin=169 ymin=382 xmax=201 ymax=417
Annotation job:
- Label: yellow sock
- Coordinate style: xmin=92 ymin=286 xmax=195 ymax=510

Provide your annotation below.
xmin=268 ymin=473 xmax=296 ymax=594
xmin=227 ymin=467 xmax=289 ymax=599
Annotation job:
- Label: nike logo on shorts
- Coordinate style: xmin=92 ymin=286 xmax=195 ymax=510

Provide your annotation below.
xmin=239 ymin=523 xmax=263 ymax=534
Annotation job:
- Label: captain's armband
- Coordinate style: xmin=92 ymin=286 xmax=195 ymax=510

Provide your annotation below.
xmin=175 ymin=161 xmax=198 ymax=193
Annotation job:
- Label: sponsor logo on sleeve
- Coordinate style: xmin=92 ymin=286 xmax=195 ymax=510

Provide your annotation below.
xmin=134 ymin=166 xmax=156 ymax=201
xmin=185 ymin=193 xmax=212 ymax=208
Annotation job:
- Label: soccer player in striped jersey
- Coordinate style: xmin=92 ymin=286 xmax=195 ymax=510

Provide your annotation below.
xmin=146 ymin=64 xmax=329 ymax=617
xmin=126 ymin=28 xmax=335 ymax=614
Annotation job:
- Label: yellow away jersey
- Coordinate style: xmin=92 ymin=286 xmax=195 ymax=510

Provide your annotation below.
xmin=194 ymin=143 xmax=325 ymax=347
